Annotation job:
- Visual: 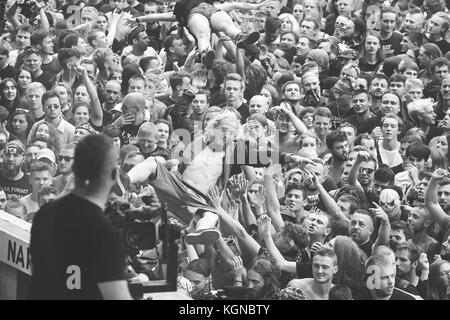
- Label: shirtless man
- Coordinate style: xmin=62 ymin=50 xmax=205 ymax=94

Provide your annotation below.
xmin=407 ymin=207 xmax=439 ymax=257
xmin=288 ymin=248 xmax=338 ymax=300
xmin=269 ymin=104 xmax=308 ymax=154
xmin=128 ymin=109 xmax=311 ymax=245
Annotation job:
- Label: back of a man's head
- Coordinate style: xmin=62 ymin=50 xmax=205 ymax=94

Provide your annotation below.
xmin=73 ymin=134 xmax=116 ymax=187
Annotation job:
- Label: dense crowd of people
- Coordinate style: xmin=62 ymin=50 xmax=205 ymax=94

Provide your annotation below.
xmin=2 ymin=0 xmax=450 ymax=300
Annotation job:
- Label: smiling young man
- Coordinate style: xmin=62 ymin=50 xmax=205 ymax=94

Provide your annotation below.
xmin=288 ymin=248 xmax=338 ymax=300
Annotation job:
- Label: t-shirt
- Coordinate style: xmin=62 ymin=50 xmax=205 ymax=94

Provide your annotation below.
xmin=20 ymin=194 xmax=39 ymax=215
xmin=33 ymin=71 xmax=55 ymax=90
xmin=0 ymin=172 xmax=32 ymax=200
xmin=359 ymin=239 xmax=373 ymax=258
xmin=381 ymin=32 xmax=403 ymax=58
xmin=379 ymin=144 xmax=403 ymax=169
xmin=423 ymin=35 xmax=450 ymax=55
xmin=219 ymin=102 xmax=250 ymax=124
xmin=30 ymin=193 xmax=126 ymax=300
xmin=0 ymin=65 xmax=18 ymax=80
xmin=355 ymin=287 xmax=417 ymax=300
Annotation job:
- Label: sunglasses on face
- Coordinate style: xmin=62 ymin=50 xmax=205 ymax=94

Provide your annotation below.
xmin=58 ymin=155 xmax=73 ymax=162
xmin=359 ymin=167 xmax=375 ymax=175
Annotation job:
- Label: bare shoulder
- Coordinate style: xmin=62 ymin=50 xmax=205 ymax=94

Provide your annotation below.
xmin=287 ymin=278 xmax=310 ymax=289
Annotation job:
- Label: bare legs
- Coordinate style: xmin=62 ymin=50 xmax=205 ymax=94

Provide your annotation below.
xmin=188 ymin=14 xmax=212 ymax=52
xmin=209 ymin=11 xmax=242 ymax=40
xmin=188 ymin=10 xmax=243 ymax=52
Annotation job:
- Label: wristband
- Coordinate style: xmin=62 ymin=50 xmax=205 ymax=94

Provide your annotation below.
xmin=136 ymin=17 xmax=140 ymax=23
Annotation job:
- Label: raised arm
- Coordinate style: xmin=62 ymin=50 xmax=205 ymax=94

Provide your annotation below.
xmin=78 ymin=66 xmax=103 ymax=127
xmin=106 ymin=10 xmax=122 ymax=48
xmin=264 ymin=166 xmax=284 ymax=232
xmin=425 ymin=169 xmax=448 ymax=226
xmin=278 ymin=104 xmax=308 ymax=135
xmin=5 ymin=2 xmax=21 ymax=29
xmin=210 ymin=187 xmax=261 ymax=262
xmin=37 ymin=4 xmax=50 ymax=31
xmin=311 ymin=171 xmax=350 ymax=223
xmin=258 ymin=215 xmax=297 ymax=274
xmin=214 ymin=0 xmax=270 ymax=12
xmin=131 ymin=12 xmax=176 ymax=23
xmin=348 ymin=150 xmax=370 ymax=206
xmin=372 ymin=203 xmax=391 ymax=252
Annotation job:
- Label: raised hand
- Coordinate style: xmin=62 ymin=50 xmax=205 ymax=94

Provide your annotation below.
xmin=209 ymin=186 xmax=223 ymax=209
xmin=231 ymin=255 xmax=247 ymax=281
xmin=290 ymin=155 xmax=316 ymax=165
xmin=431 ymin=168 xmax=449 ymax=180
xmin=257 ymin=214 xmax=272 ymax=236
xmin=405 ymin=163 xmax=419 ymax=183
xmin=229 ymin=199 xmax=239 ymax=219
xmin=370 ymin=202 xmax=389 ymax=224
xmin=310 ymin=241 xmax=325 ymax=255
xmin=356 ymin=150 xmax=372 ymax=162
xmin=124 ymin=16 xmax=137 ymax=27
xmin=227 ymin=175 xmax=248 ymax=202
xmin=418 ymin=253 xmax=429 ymax=273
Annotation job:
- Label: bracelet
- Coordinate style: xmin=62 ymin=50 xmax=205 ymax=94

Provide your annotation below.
xmin=136 ymin=17 xmax=140 ymax=23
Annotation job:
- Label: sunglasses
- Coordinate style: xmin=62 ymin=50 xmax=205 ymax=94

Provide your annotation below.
xmin=359 ymin=167 xmax=375 ymax=175
xmin=58 ymin=155 xmax=73 ymax=162
xmin=0 ymin=198 xmax=5 ymax=203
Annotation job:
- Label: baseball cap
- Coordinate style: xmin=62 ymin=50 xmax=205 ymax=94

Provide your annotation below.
xmin=4 ymin=140 xmax=25 ymax=155
xmin=37 ymin=148 xmax=56 ymax=164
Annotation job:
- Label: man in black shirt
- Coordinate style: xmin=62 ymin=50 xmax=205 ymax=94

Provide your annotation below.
xmin=0 ymin=141 xmax=31 ymax=199
xmin=30 ymin=134 xmax=132 ymax=300
xmin=22 ymin=47 xmax=54 ymax=90
xmin=423 ymin=12 xmax=450 ymax=55
xmin=220 ymin=73 xmax=250 ymax=124
xmin=0 ymin=45 xmax=17 ymax=80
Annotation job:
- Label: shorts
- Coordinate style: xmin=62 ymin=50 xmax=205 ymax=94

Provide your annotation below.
xmin=187 ymin=3 xmax=221 ymax=26
xmin=149 ymin=161 xmax=218 ymax=224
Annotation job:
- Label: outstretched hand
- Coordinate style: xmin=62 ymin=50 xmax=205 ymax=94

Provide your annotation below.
xmin=209 ymin=186 xmax=224 ymax=209
xmin=431 ymin=168 xmax=449 ymax=180
xmin=370 ymin=202 xmax=389 ymax=224
xmin=257 ymin=214 xmax=272 ymax=236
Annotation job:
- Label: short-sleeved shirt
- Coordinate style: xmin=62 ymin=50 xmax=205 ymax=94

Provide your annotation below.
xmin=381 ymin=32 xmax=403 ymax=58
xmin=30 ymin=193 xmax=126 ymax=299
xmin=0 ymin=172 xmax=31 ymax=200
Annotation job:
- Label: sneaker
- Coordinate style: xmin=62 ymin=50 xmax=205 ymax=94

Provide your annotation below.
xmin=184 ymin=229 xmax=220 ymax=246
xmin=202 ymin=50 xmax=215 ymax=69
xmin=236 ymin=31 xmax=260 ymax=49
